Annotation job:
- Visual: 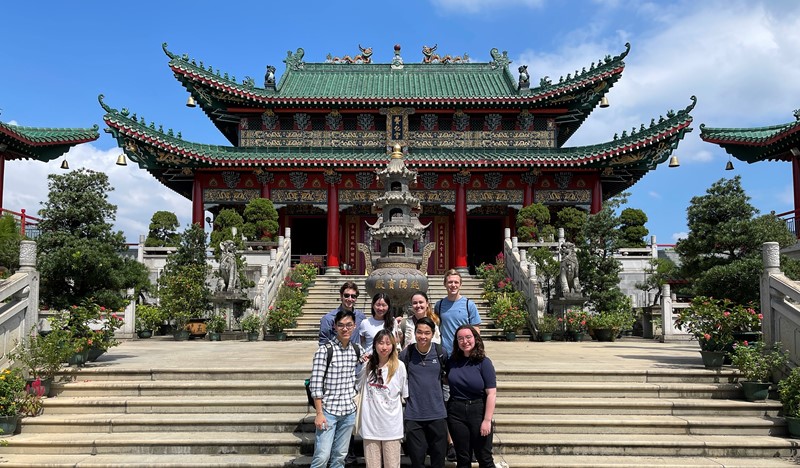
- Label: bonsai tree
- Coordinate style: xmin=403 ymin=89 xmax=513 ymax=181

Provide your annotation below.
xmin=210 ymin=208 xmax=244 ymax=254
xmin=618 ymin=208 xmax=648 ymax=248
xmin=145 ymin=211 xmax=180 ymax=247
xmin=158 ymin=224 xmax=212 ymax=334
xmin=554 ymin=206 xmax=587 ymax=244
xmin=516 ymin=203 xmax=551 ymax=242
xmin=36 ymin=169 xmax=150 ymax=310
xmin=243 ymin=198 xmax=279 ymax=242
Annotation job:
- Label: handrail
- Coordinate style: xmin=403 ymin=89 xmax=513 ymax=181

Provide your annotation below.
xmin=502 ymin=229 xmax=545 ymax=335
xmin=1 ymin=208 xmax=41 ymax=239
xmin=0 ymin=241 xmax=40 ymax=369
xmin=253 ymin=227 xmax=292 ymax=314
xmin=761 ymin=242 xmax=800 ymax=367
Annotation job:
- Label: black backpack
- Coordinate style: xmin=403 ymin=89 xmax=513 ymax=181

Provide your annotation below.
xmin=305 ymin=342 xmax=363 ymax=407
xmin=402 ymin=342 xmax=447 ymax=383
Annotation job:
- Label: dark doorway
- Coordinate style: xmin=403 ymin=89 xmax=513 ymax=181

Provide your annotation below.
xmin=291 ymin=217 xmax=327 ymax=256
xmin=467 ymin=218 xmax=505 ymax=274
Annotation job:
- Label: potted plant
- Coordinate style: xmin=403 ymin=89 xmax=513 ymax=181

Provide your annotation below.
xmin=674 ymin=296 xmax=737 ymax=368
xmin=135 ymin=305 xmax=163 ymax=339
xmin=8 ymin=327 xmax=71 ymax=396
xmin=561 ymin=309 xmax=589 ymax=341
xmin=778 ymin=367 xmax=800 ymax=437
xmin=206 ymin=313 xmax=227 ymax=341
xmin=265 ymin=306 xmax=297 ymax=340
xmin=0 ymin=367 xmax=27 ymax=435
xmin=240 ymin=313 xmax=263 ymax=341
xmin=730 ymin=341 xmax=787 ymax=401
xmin=538 ymin=315 xmax=558 ymax=342
xmin=490 ymin=293 xmax=527 ymax=341
xmin=588 ymin=310 xmax=633 ymax=342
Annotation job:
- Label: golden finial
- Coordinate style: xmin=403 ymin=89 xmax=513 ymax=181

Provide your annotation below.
xmin=391 ymin=144 xmax=403 ymax=159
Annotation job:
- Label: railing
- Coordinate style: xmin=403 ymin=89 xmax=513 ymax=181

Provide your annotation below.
xmin=2 ymin=208 xmax=41 ymax=239
xmin=776 ymin=209 xmax=799 ymax=239
xmin=502 ymin=229 xmax=546 ymax=333
xmin=253 ymin=227 xmax=293 ymax=314
xmin=761 ymin=241 xmax=800 ymax=367
xmin=0 ymin=241 xmax=39 ymax=368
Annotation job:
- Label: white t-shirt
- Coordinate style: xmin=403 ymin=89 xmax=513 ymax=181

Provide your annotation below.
xmin=358 ymin=362 xmax=408 ymax=440
xmin=357 ymin=316 xmax=392 ymax=353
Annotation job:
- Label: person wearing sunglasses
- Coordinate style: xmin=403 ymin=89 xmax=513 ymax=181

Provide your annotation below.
xmin=319 ymin=281 xmax=367 ymax=346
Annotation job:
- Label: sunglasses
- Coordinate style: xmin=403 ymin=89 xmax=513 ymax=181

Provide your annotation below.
xmin=342 ymin=293 xmax=359 ymax=299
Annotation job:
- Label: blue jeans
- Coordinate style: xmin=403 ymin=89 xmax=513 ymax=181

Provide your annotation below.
xmin=311 ymin=409 xmax=356 ymax=468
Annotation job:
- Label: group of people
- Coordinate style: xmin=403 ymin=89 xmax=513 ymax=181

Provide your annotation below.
xmin=308 ymin=270 xmax=497 ymax=468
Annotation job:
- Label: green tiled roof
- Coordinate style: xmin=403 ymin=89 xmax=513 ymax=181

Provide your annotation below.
xmin=0 ymin=120 xmax=99 ymax=162
xmin=164 ymin=42 xmax=628 ymax=106
xmin=102 ymin=95 xmax=694 ymax=171
xmin=700 ymin=118 xmax=800 ymax=163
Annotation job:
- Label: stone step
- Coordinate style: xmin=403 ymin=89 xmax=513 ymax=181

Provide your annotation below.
xmin=2 ymin=432 xmax=796 ymax=458
xmin=20 ymin=412 xmax=784 ymax=437
xmin=41 ymin=395 xmax=780 ymax=417
xmin=1 ymin=454 xmax=798 ymax=468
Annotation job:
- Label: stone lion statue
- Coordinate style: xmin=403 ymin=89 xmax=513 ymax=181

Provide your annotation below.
xmin=558 ymin=242 xmax=581 ymax=297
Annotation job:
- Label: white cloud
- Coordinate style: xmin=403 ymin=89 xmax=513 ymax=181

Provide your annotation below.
xmin=672 ymin=231 xmax=688 ymax=242
xmin=431 ymin=0 xmax=545 ymax=13
xmin=648 ymin=191 xmax=662 ymax=200
xmin=4 ymin=143 xmax=192 ymax=243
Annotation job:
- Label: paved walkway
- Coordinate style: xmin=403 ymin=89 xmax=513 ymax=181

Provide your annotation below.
xmin=91 ymin=336 xmax=705 ymax=371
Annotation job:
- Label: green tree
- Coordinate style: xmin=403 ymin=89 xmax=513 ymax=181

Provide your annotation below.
xmin=243 ymin=198 xmax=279 ymax=242
xmin=0 ymin=214 xmax=21 ymax=273
xmin=527 ymin=247 xmax=560 ymax=308
xmin=210 ymin=209 xmax=244 ymax=254
xmin=157 ymin=223 xmax=211 ymax=329
xmin=676 ymin=176 xmax=798 ymax=303
xmin=516 ymin=203 xmax=551 ymax=242
xmin=634 ymin=257 xmax=676 ymax=306
xmin=145 ymin=211 xmax=180 ymax=247
xmin=578 ymin=196 xmax=628 ymax=313
xmin=554 ymin=207 xmax=587 ymax=244
xmin=618 ymin=208 xmax=649 ymax=248
xmin=37 ymin=169 xmax=149 ymax=310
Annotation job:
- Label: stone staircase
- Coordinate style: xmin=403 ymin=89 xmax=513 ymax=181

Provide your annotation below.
xmin=1 ymin=341 xmax=798 ymax=467
xmin=288 ymin=275 xmax=497 ymax=340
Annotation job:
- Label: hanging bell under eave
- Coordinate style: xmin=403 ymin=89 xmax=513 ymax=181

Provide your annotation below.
xmin=668 ymin=155 xmax=680 ymax=168
xmin=116 ymin=154 xmax=128 ymax=166
xmin=725 ymin=160 xmax=734 ymax=171
xmin=186 ymin=95 xmax=197 ymax=108
xmin=599 ymin=96 xmax=610 ymax=108
xmin=60 ymin=159 xmax=69 ymax=170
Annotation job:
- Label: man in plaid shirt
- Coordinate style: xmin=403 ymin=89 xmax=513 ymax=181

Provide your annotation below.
xmin=310 ymin=309 xmax=364 ymax=468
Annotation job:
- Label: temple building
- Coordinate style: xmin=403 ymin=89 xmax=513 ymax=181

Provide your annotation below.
xmin=0 ymin=120 xmax=99 ymax=211
xmin=102 ymin=42 xmax=694 ymax=275
xmin=701 ymin=111 xmax=800 ymax=241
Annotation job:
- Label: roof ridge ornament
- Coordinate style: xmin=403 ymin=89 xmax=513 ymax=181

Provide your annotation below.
xmin=421 ymin=44 xmax=467 ymax=64
xmin=327 ymin=45 xmax=373 ymax=64
xmin=97 ymin=94 xmax=115 ymax=114
xmin=284 ymin=48 xmax=305 ymax=71
xmin=489 ymin=48 xmax=511 ymax=69
xmin=162 ymin=42 xmax=178 ymax=60
xmin=793 ymin=109 xmax=800 ymax=121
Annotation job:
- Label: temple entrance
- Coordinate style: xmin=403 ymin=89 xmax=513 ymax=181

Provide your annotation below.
xmin=291 ymin=217 xmax=327 ymax=258
xmin=467 ymin=217 xmax=505 ymax=274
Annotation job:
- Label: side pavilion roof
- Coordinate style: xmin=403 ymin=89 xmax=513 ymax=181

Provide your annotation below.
xmin=164 ymin=43 xmax=630 ymax=147
xmin=0 ymin=120 xmax=99 ymax=162
xmin=699 ymin=112 xmax=800 ymax=163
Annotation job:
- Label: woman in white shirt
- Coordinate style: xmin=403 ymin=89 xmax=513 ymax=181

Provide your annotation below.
xmin=401 ymin=291 xmax=441 ymax=349
xmin=358 ymin=329 xmax=408 ymax=468
xmin=357 ymin=293 xmax=397 ymax=354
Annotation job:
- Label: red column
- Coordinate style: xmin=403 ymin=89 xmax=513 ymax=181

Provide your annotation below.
xmin=326 ymin=176 xmax=340 ymax=275
xmin=590 ymin=175 xmax=602 ymax=214
xmin=0 ymin=154 xmax=5 ymax=211
xmin=523 ymin=184 xmax=533 ymax=206
xmin=454 ymin=178 xmax=468 ymax=273
xmin=793 ymin=157 xmax=800 ymax=239
xmin=260 ymin=183 xmax=270 ymax=199
xmin=192 ymin=175 xmax=204 ymax=228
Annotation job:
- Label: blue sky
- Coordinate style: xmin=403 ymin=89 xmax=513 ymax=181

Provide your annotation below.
xmin=3 ymin=0 xmax=800 ymax=245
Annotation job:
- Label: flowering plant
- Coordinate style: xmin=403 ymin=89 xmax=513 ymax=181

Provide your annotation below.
xmin=730 ymin=341 xmax=787 ymax=382
xmin=489 ymin=293 xmax=528 ymax=332
xmin=674 ymin=296 xmax=736 ymax=351
xmin=265 ymin=305 xmax=298 ymax=333
xmin=562 ymin=309 xmax=589 ymax=333
xmin=0 ymin=368 xmax=26 ymax=417
xmin=730 ymin=302 xmax=762 ymax=333
xmin=207 ymin=314 xmax=227 ymax=333
xmin=21 ymin=378 xmax=46 ymax=417
xmin=779 ymin=367 xmax=800 ymax=418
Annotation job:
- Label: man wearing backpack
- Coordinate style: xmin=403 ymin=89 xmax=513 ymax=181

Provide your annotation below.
xmin=309 ymin=310 xmax=364 ymax=468
xmin=319 ymin=281 xmax=367 ymax=346
xmin=435 ymin=269 xmax=482 ymax=356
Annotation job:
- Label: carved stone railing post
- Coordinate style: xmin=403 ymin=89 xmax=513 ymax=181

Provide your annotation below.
xmin=19 ymin=240 xmax=36 ymax=272
xmin=761 ymin=242 xmax=780 ymax=347
xmin=660 ymin=283 xmax=674 ymax=339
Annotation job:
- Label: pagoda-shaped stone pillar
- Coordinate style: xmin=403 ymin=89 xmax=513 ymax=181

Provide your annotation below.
xmin=361 ymin=145 xmax=434 ymax=317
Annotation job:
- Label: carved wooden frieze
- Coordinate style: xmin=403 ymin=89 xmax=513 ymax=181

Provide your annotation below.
xmin=271 ymin=189 xmax=327 ymax=204
xmin=239 ymin=129 xmax=385 ymax=147
xmin=467 ymin=190 xmax=523 ymax=204
xmin=534 ymin=190 xmax=591 ymax=205
xmin=204 ymin=188 xmax=261 ymax=204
